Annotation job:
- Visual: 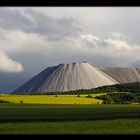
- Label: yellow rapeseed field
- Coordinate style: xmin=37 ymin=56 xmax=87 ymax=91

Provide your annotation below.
xmin=0 ymin=93 xmax=105 ymax=104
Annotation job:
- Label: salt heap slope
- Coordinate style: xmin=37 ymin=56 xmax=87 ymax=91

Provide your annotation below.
xmin=100 ymin=67 xmax=140 ymax=83
xmin=13 ymin=62 xmax=118 ymax=93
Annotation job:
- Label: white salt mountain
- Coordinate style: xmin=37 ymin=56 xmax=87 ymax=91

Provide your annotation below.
xmin=13 ymin=62 xmax=140 ymax=93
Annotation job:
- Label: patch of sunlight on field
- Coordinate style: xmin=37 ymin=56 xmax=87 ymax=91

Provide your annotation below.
xmin=0 ymin=94 xmax=104 ymax=104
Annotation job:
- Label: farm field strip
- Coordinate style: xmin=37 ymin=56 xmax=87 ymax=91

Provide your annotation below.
xmin=0 ymin=104 xmax=140 ymax=122
xmin=0 ymin=119 xmax=140 ymax=134
xmin=0 ymin=94 xmax=105 ymax=104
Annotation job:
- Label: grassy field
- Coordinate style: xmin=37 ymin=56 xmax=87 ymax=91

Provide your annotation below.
xmin=0 ymin=104 xmax=139 ymax=134
xmin=0 ymin=94 xmax=104 ymax=104
xmin=0 ymin=119 xmax=140 ymax=134
xmin=0 ymin=104 xmax=140 ymax=122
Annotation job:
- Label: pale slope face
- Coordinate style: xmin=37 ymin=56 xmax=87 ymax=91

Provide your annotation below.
xmin=37 ymin=62 xmax=117 ymax=92
xmin=13 ymin=62 xmax=117 ymax=93
xmin=100 ymin=67 xmax=140 ymax=83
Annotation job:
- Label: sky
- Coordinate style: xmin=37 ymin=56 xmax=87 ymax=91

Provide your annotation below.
xmin=0 ymin=7 xmax=140 ymax=93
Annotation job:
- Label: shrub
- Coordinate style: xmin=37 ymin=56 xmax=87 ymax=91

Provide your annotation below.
xmin=20 ymin=100 xmax=23 ymax=104
xmin=86 ymin=94 xmax=92 ymax=98
xmin=0 ymin=100 xmax=10 ymax=103
xmin=77 ymin=94 xmax=80 ymax=97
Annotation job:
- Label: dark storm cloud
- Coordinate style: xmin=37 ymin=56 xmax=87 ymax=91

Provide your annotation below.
xmin=0 ymin=8 xmax=82 ymax=39
xmin=0 ymin=72 xmax=30 ymax=93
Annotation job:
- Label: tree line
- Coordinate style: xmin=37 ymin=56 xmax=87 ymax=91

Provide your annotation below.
xmin=95 ymin=92 xmax=140 ymax=104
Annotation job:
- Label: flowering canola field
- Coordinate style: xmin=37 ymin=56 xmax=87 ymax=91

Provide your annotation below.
xmin=0 ymin=94 xmax=104 ymax=104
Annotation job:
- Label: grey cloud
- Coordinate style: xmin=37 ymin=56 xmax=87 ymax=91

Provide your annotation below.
xmin=0 ymin=8 xmax=82 ymax=39
xmin=0 ymin=8 xmax=32 ymax=31
xmin=0 ymin=30 xmax=7 ymax=40
xmin=25 ymin=9 xmax=82 ymax=39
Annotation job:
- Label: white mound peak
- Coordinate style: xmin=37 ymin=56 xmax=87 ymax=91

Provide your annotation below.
xmin=13 ymin=62 xmax=140 ymax=93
